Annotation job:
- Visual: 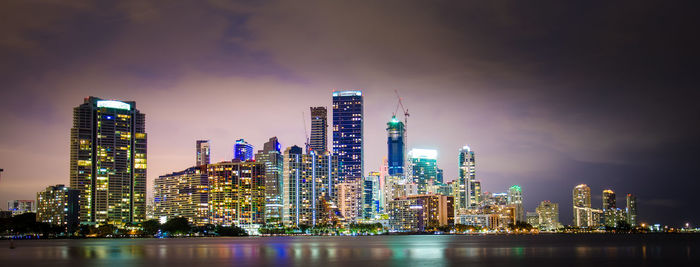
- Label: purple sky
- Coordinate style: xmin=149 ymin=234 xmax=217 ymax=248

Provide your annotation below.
xmin=1 ymin=1 xmax=699 ymax=225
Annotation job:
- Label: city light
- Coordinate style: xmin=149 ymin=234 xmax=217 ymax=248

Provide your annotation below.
xmin=96 ymin=100 xmax=131 ymax=110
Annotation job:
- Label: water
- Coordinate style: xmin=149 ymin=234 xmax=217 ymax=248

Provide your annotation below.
xmin=1 ymin=234 xmax=698 ymax=266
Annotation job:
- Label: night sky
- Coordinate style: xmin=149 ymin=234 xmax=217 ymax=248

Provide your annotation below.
xmin=1 ymin=1 xmax=699 ymax=226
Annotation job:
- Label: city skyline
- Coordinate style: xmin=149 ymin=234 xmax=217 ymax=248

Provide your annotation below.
xmin=1 ymin=1 xmax=699 ymax=227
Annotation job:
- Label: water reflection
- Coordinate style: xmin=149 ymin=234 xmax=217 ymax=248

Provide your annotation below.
xmin=1 ymin=235 xmax=698 ymax=266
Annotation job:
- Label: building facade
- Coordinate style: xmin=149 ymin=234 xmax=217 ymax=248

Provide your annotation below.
xmin=458 ymin=146 xmax=476 ymax=210
xmin=283 ymin=146 xmax=339 ymax=227
xmin=626 ymin=194 xmax=637 ymax=226
xmin=508 ymin=185 xmax=524 ymax=222
xmin=388 ymin=194 xmax=454 ymax=231
xmin=153 ymin=166 xmax=209 ymax=226
xmin=310 ymin=107 xmax=328 ymax=153
xmin=70 ymin=97 xmax=147 ymax=227
xmin=535 ymin=200 xmax=560 ymax=231
xmin=363 ymin=172 xmax=382 ymax=219
xmin=233 ymin=139 xmax=254 ymax=161
xmin=407 ymin=148 xmax=438 ymax=195
xmin=332 ymin=90 xmax=363 ymax=182
xmin=386 ymin=116 xmax=405 ymax=176
xmin=255 ymin=137 xmax=284 ymax=225
xmin=7 ymin=200 xmax=35 ymax=216
xmin=36 ymin=185 xmax=79 ymax=232
xmin=207 ymin=161 xmax=266 ymax=227
xmin=196 ymin=140 xmax=210 ymax=166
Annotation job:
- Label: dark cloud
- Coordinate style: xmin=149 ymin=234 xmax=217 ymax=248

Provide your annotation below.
xmin=0 ymin=0 xmax=698 ymax=225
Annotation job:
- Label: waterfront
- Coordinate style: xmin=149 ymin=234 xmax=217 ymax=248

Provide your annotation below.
xmin=1 ymin=234 xmax=698 ymax=266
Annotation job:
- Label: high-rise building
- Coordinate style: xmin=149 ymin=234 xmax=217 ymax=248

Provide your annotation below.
xmin=7 ymin=200 xmax=35 ymax=216
xmin=526 ymin=212 xmax=539 ymax=228
xmin=332 ymin=90 xmax=363 ymax=182
xmin=458 ymin=146 xmax=476 ymax=210
xmin=207 ymin=161 xmax=266 ymax=228
xmin=36 ymin=185 xmax=80 ymax=232
xmin=283 ymin=146 xmax=339 ymax=227
xmin=626 ymin=194 xmax=637 ymax=226
xmin=337 ymin=181 xmax=362 ymax=223
xmin=310 ymin=107 xmax=328 ymax=153
xmin=70 ymin=97 xmax=147 ymax=226
xmin=255 ymin=137 xmax=284 ymax=225
xmin=388 ymin=194 xmax=454 ymax=231
xmin=196 ymin=140 xmax=210 ymax=166
xmin=363 ymin=172 xmax=382 ymax=219
xmin=535 ymin=200 xmax=560 ymax=231
xmin=233 ymin=139 xmax=254 ymax=161
xmin=386 ymin=116 xmax=405 ymax=176
xmin=572 ymin=184 xmax=602 ymax=228
xmin=153 ymin=166 xmax=209 ymax=226
xmin=602 ymin=189 xmax=616 ymax=210
xmin=508 ymin=185 xmax=524 ymax=222
xmin=407 ymin=148 xmax=438 ymax=195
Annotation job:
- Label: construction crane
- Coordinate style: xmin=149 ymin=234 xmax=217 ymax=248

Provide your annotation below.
xmin=394 ymin=89 xmax=409 ymax=133
xmin=0 ymin=168 xmax=3 ymax=183
xmin=302 ymin=111 xmax=310 ymax=153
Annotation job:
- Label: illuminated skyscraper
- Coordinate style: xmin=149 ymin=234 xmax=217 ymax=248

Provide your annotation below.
xmin=207 ymin=161 xmax=266 ymax=228
xmin=602 ymin=189 xmax=618 ymax=227
xmin=332 ymin=90 xmax=363 ymax=182
xmin=602 ymin=189 xmax=616 ymax=210
xmin=36 ymin=185 xmax=79 ymax=232
xmin=508 ymin=185 xmax=524 ymax=222
xmin=407 ymin=148 xmax=438 ymax=195
xmin=255 ymin=137 xmax=284 ymax=225
xmin=283 ymin=146 xmax=339 ymax=227
xmin=153 ymin=166 xmax=209 ymax=226
xmin=386 ymin=116 xmax=405 ymax=176
xmin=70 ymin=97 xmax=147 ymax=226
xmin=233 ymin=139 xmax=254 ymax=161
xmin=457 ymin=146 xmax=476 ymax=210
xmin=572 ymin=184 xmax=601 ymax=227
xmin=626 ymin=194 xmax=637 ymax=226
xmin=310 ymin=107 xmax=328 ymax=153
xmin=535 ymin=200 xmax=560 ymax=231
xmin=196 ymin=140 xmax=210 ymax=166
xmin=363 ymin=172 xmax=382 ymax=219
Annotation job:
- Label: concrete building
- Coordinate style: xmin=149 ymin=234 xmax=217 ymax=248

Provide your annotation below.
xmin=196 ymin=140 xmax=210 ymax=166
xmin=7 ymin=200 xmax=35 ymax=216
xmin=153 ymin=166 xmax=209 ymax=226
xmin=535 ymin=200 xmax=560 ymax=231
xmin=508 ymin=185 xmax=524 ymax=222
xmin=36 ymin=185 xmax=79 ymax=232
xmin=207 ymin=160 xmax=266 ymax=228
xmin=626 ymin=193 xmax=638 ymax=226
xmin=457 ymin=146 xmax=477 ymax=210
xmin=388 ymin=194 xmax=454 ymax=231
xmin=337 ymin=181 xmax=362 ymax=223
xmin=70 ymin=97 xmax=147 ymax=227
xmin=310 ymin=107 xmax=328 ymax=153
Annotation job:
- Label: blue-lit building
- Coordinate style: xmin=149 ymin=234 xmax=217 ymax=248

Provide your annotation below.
xmin=363 ymin=172 xmax=381 ymax=219
xmin=332 ymin=90 xmax=363 ymax=182
xmin=234 ymin=139 xmax=254 ymax=161
xmin=386 ymin=116 xmax=405 ymax=176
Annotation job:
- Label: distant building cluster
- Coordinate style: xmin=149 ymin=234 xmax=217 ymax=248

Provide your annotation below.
xmin=15 ymin=92 xmax=639 ymax=234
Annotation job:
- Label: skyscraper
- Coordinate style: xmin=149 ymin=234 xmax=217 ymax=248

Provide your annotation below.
xmin=233 ymin=139 xmax=254 ymax=161
xmin=70 ymin=97 xmax=147 ymax=226
xmin=602 ymin=189 xmax=616 ymax=210
xmin=573 ymin=184 xmax=591 ymax=209
xmin=310 ymin=107 xmax=328 ymax=153
xmin=572 ymin=184 xmax=601 ymax=228
xmin=332 ymin=90 xmax=363 ymax=182
xmin=407 ymin=148 xmax=438 ymax=195
xmin=282 ymin=145 xmax=339 ymax=227
xmin=386 ymin=116 xmax=405 ymax=176
xmin=363 ymin=171 xmax=381 ymax=219
xmin=196 ymin=140 xmax=210 ymax=166
xmin=508 ymin=185 xmax=524 ymax=222
xmin=255 ymin=137 xmax=284 ymax=225
xmin=457 ymin=146 xmax=476 ymax=210
xmin=535 ymin=200 xmax=560 ymax=231
xmin=626 ymin=193 xmax=637 ymax=226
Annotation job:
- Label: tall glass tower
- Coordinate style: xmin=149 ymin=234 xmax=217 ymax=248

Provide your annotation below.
xmin=458 ymin=145 xmax=476 ymax=209
xmin=386 ymin=116 xmax=405 ymax=176
xmin=407 ymin=148 xmax=438 ymax=195
xmin=234 ymin=139 xmax=254 ymax=161
xmin=332 ymin=90 xmax=363 ymax=182
xmin=70 ymin=97 xmax=147 ymax=226
xmin=255 ymin=137 xmax=284 ymax=225
xmin=310 ymin=107 xmax=328 ymax=153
